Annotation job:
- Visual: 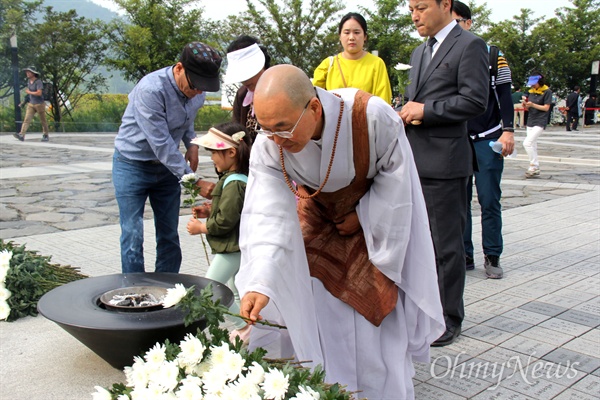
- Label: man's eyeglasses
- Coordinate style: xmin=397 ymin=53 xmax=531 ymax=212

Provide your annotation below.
xmin=256 ymin=99 xmax=311 ymax=139
xmin=455 ymin=18 xmax=469 ymax=23
xmin=184 ymin=70 xmax=197 ymax=91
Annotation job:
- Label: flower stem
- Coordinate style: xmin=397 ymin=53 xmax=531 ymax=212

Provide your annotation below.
xmin=224 ymin=310 xmax=287 ymax=330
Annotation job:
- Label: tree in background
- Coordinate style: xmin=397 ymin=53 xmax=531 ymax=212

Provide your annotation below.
xmin=242 ymin=0 xmax=345 ymax=74
xmin=104 ymin=0 xmax=217 ymax=83
xmin=19 ymin=7 xmax=108 ymax=127
xmin=0 ymin=0 xmax=43 ymax=99
xmin=360 ymin=0 xmax=418 ymax=97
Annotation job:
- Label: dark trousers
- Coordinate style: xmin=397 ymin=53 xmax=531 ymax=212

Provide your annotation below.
xmin=420 ymin=176 xmax=468 ymax=328
xmin=464 ymin=140 xmax=504 ymax=258
xmin=567 ymin=111 xmax=579 ymax=130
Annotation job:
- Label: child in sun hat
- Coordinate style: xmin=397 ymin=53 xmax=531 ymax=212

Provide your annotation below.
xmin=187 ymin=121 xmax=253 ymax=343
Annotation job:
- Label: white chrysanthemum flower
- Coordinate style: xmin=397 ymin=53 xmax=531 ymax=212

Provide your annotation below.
xmin=260 ymin=368 xmax=290 ymax=400
xmin=0 ymin=286 xmax=11 ymax=301
xmin=175 ymin=379 xmax=203 ymax=400
xmin=162 ymin=284 xmax=188 ymax=308
xmin=145 ymin=342 xmax=167 ymax=365
xmin=180 ymin=173 xmax=198 ymax=184
xmin=394 ymin=62 xmax=412 ymax=71
xmin=0 ymin=266 xmax=8 ymax=283
xmin=228 ymin=377 xmax=261 ymax=400
xmin=155 ymin=361 xmax=180 ymax=392
xmin=190 ymin=360 xmax=211 ymax=377
xmin=0 ymin=300 xmax=10 ymax=321
xmin=245 ymin=361 xmax=265 ymax=385
xmin=91 ymin=386 xmax=113 ymax=400
xmin=0 ymin=250 xmax=12 ymax=270
xmin=125 ymin=356 xmax=150 ymax=389
xmin=208 ymin=342 xmax=230 ymax=367
xmin=292 ymin=386 xmax=321 ymax=400
xmin=222 ymin=350 xmax=245 ymax=381
xmin=177 ymin=333 xmax=206 ymax=367
xmin=117 ymin=395 xmax=131 ymax=400
xmin=130 ymin=385 xmax=167 ymax=400
xmin=202 ymin=368 xmax=228 ymax=394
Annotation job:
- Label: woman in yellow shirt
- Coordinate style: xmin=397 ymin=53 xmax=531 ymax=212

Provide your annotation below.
xmin=313 ymin=12 xmax=392 ymax=104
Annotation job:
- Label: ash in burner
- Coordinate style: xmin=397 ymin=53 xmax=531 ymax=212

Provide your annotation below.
xmin=108 ymin=293 xmax=162 ymax=307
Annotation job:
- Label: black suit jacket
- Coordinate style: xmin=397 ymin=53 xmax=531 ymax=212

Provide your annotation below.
xmin=405 ymin=24 xmax=489 ymax=179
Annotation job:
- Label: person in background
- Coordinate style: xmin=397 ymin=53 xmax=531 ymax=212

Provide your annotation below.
xmin=452 ymin=0 xmax=514 ymax=280
xmin=584 ymin=93 xmax=597 ymax=127
xmin=522 ymin=72 xmax=553 ymax=178
xmin=14 ymin=67 xmax=50 ymax=142
xmin=400 ymin=0 xmax=489 ymax=347
xmin=313 ymin=12 xmax=392 ymax=104
xmin=565 ymin=85 xmax=581 ymax=131
xmin=512 ymin=85 xmax=525 ymax=128
xmin=187 ymin=122 xmax=252 ymax=344
xmin=224 ymin=36 xmax=272 ymax=142
xmin=112 ymin=42 xmax=220 ymax=273
xmin=238 ymin=65 xmax=444 ymax=399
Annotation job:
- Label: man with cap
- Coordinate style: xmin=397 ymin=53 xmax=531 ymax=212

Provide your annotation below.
xmin=112 ymin=41 xmax=221 ymax=273
xmin=14 ymin=67 xmax=50 ymax=142
xmin=224 ymin=36 xmax=271 ymax=142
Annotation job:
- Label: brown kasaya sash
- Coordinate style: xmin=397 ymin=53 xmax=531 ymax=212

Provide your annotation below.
xmin=297 ymin=90 xmax=398 ymax=326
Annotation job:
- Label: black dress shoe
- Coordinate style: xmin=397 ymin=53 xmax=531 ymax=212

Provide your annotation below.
xmin=431 ymin=325 xmax=461 ymax=347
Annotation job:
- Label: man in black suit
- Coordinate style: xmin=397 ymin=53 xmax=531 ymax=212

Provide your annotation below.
xmin=399 ymin=0 xmax=489 ymax=346
xmin=565 ymin=85 xmax=581 ymax=131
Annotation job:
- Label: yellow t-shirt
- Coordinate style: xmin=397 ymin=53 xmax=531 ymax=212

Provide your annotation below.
xmin=313 ymin=52 xmax=392 ymax=105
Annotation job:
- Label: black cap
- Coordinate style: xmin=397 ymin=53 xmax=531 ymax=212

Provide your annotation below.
xmin=179 ymin=42 xmax=222 ymax=92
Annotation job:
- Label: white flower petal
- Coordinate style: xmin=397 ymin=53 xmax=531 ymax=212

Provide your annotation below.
xmin=0 ymin=300 xmax=11 ymax=321
xmin=91 ymin=386 xmax=113 ymax=400
xmin=260 ymin=368 xmax=289 ymax=400
xmin=162 ymin=284 xmax=187 ymax=308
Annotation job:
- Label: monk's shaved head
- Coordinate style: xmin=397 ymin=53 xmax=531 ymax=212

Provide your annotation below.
xmin=255 ymin=64 xmax=315 ymax=110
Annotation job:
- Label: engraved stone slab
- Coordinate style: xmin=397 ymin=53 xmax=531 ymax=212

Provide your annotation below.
xmin=520 ymin=326 xmax=574 ymax=347
xmin=553 ymin=288 xmax=596 ymax=302
xmin=482 ymin=316 xmax=534 ymax=334
xmin=539 ymin=318 xmax=593 ymax=337
xmin=500 ymin=373 xmax=567 ymax=399
xmin=537 ymin=293 xmax=585 ymax=309
xmin=463 ymin=325 xmax=515 ymax=346
xmin=519 ymin=301 xmax=568 ymax=317
xmin=486 ymin=293 xmax=530 ymax=307
xmin=543 ymin=348 xmax=600 ymax=374
xmin=552 ymin=388 xmax=600 ymax=400
xmin=571 ymin=374 xmax=600 ymax=397
xmin=413 ymin=382 xmax=466 ymax=400
xmin=579 ymin=328 xmax=600 ymax=343
xmin=471 ymin=386 xmax=534 ymax=400
xmin=499 ymin=336 xmax=557 ymax=358
xmin=464 ymin=307 xmax=495 ymax=324
xmin=566 ymin=277 xmax=600 ymax=294
xmin=472 ymin=300 xmax=515 ymax=316
xmin=501 ymin=308 xmax=550 ymax=325
xmin=556 ymin=309 xmax=600 ymax=328
xmin=428 ymin=370 xmax=494 ymax=398
xmin=573 ymin=300 xmax=600 ymax=316
xmin=563 ymin=337 xmax=600 ymax=358
xmin=446 ymin=336 xmax=495 ymax=357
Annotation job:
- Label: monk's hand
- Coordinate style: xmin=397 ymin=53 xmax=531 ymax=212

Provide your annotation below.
xmin=240 ymin=292 xmax=269 ymax=324
xmin=334 ymin=211 xmax=361 ymax=236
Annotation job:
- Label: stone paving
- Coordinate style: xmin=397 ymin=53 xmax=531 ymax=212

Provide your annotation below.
xmin=0 ymin=127 xmax=599 ymax=399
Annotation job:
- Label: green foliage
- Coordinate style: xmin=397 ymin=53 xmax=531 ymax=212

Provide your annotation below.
xmin=0 ymin=240 xmax=87 ymax=322
xmin=105 ymin=0 xmax=215 ymax=83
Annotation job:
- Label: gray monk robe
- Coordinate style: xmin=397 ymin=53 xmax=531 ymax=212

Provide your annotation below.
xmin=237 ymin=87 xmax=444 ymax=400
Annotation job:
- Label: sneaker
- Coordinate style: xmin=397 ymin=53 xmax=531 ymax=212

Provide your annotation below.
xmin=229 ymin=324 xmax=252 ymax=346
xmin=525 ymin=167 xmax=540 ymax=178
xmin=484 ymin=255 xmax=503 ymax=279
xmin=41 ymin=134 xmax=49 ymax=142
xmin=13 ymin=133 xmax=24 ymax=141
xmin=466 ymin=255 xmax=475 ymax=271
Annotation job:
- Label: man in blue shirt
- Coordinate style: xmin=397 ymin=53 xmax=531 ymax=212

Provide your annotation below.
xmin=113 ymin=42 xmax=221 ymax=273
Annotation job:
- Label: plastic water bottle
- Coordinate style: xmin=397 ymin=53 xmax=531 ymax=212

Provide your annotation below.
xmin=489 ymin=141 xmax=516 ymax=158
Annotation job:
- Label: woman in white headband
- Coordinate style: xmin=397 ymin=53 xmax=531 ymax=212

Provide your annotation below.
xmin=224 ymin=36 xmax=272 ymax=142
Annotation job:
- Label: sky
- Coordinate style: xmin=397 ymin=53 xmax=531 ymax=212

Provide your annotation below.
xmin=90 ymin=0 xmax=575 ymax=24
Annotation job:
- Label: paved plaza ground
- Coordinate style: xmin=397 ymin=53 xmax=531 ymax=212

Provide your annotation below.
xmin=0 ymin=126 xmax=599 ymax=399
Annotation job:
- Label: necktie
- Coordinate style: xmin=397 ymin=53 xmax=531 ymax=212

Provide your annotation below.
xmin=420 ymin=37 xmax=437 ymax=80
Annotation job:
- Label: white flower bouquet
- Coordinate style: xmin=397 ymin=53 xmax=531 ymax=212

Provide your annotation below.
xmin=0 ymin=240 xmax=87 ymax=322
xmin=94 ymin=285 xmax=356 ymax=400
